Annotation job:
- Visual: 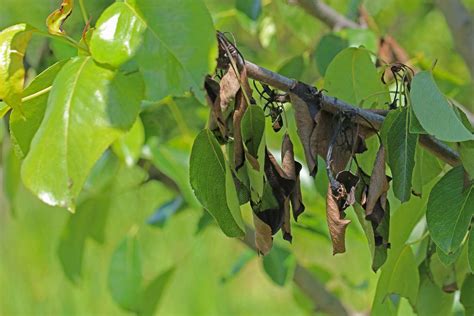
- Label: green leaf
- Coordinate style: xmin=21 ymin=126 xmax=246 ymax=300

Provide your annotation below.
xmin=90 ymin=2 xmax=146 ymax=68
xmin=387 ymin=107 xmax=417 ymax=202
xmin=314 ymin=33 xmax=348 ymax=76
xmin=108 ymin=233 xmax=142 ymax=312
xmin=21 ymin=57 xmax=143 ymax=212
xmin=427 ymin=166 xmax=473 ymax=254
xmin=436 ymin=246 xmax=462 ymax=267
xmin=344 ymin=28 xmax=378 ymax=53
xmin=221 ymin=250 xmax=256 ymax=283
xmin=324 ymin=47 xmax=389 ymax=108
xmin=0 ymin=23 xmax=33 ymax=112
xmin=415 ymin=272 xmax=454 ymax=316
xmin=469 ymin=232 xmax=474 ymax=272
xmin=139 ymin=267 xmax=175 ymax=316
xmin=134 ymin=0 xmax=217 ymax=102
xmin=0 ymin=101 xmax=10 ymax=117
xmin=460 ymin=274 xmax=474 ymax=315
xmin=2 ymin=146 xmax=21 ymax=215
xmin=236 ymin=0 xmax=262 ymax=21
xmin=112 ymin=117 xmax=145 ymax=167
xmin=262 ymin=246 xmax=295 ymax=286
xmin=10 ymin=60 xmax=68 ymax=158
xmin=147 ymin=196 xmax=184 ymax=228
xmin=412 ymin=145 xmax=443 ymax=196
xmin=410 ymin=71 xmax=473 ymax=142
xmin=459 ymin=140 xmax=474 ymax=179
xmin=189 ymin=129 xmax=245 ymax=237
xmin=277 ymin=56 xmax=305 ymax=79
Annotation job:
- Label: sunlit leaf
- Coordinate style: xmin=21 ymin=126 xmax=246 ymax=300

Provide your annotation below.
xmin=46 ymin=0 xmax=74 ymax=35
xmin=0 ymin=24 xmax=33 ymax=112
xmin=426 ymin=166 xmax=473 ymax=254
xmin=190 ymin=129 xmax=245 ymax=237
xmin=410 ymin=71 xmax=473 ymax=142
xmin=108 ymin=233 xmax=142 ymax=312
xmin=22 ymin=57 xmax=143 ymax=212
xmin=90 ymin=2 xmax=146 ymax=68
xmin=112 ymin=117 xmax=145 ymax=167
xmin=314 ymin=33 xmax=347 ymax=76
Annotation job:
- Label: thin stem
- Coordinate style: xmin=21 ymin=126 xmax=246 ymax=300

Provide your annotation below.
xmin=79 ymin=0 xmax=89 ymax=25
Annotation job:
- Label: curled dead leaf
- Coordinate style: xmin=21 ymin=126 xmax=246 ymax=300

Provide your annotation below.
xmin=326 ymin=183 xmax=351 ymax=255
xmin=233 ymin=90 xmax=248 ymax=170
xmin=366 ymin=145 xmax=389 ymax=216
xmin=253 ymin=213 xmax=273 ymax=255
xmin=46 ymin=0 xmax=74 ymax=35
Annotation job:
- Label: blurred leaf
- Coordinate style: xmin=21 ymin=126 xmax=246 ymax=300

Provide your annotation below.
xmin=21 ymin=57 xmax=143 ymax=211
xmin=195 ymin=209 xmax=214 ymax=235
xmin=427 ymin=166 xmax=473 ymax=254
xmin=10 ymin=59 xmax=68 ymax=158
xmin=324 ymin=47 xmax=389 ymax=108
xmin=3 ymin=146 xmax=21 ymax=215
xmin=469 ymin=232 xmax=474 ymax=272
xmin=460 ymin=274 xmax=474 ymax=315
xmin=314 ymin=33 xmax=347 ymax=76
xmin=46 ymin=0 xmax=73 ymax=35
xmin=386 ymin=107 xmax=417 ymax=202
xmin=236 ymin=0 xmax=262 ymax=21
xmin=221 ymin=250 xmax=256 ymax=283
xmin=139 ymin=267 xmax=175 ymax=316
xmin=0 ymin=101 xmax=10 ymax=117
xmin=108 ymin=233 xmax=142 ymax=312
xmin=82 ymin=150 xmax=121 ymax=197
xmin=277 ymin=56 xmax=305 ymax=79
xmin=410 ymin=71 xmax=473 ymax=142
xmin=262 ymin=246 xmax=295 ymax=286
xmin=344 ymin=28 xmax=378 ymax=53
xmin=189 ymin=129 xmax=245 ymax=237
xmin=134 ymin=0 xmax=216 ymax=102
xmin=459 ymin=141 xmax=474 ymax=179
xmin=415 ymin=270 xmax=454 ymax=316
xmin=147 ymin=196 xmax=184 ymax=228
xmin=90 ymin=2 xmax=146 ymax=68
xmin=112 ymin=117 xmax=145 ymax=167
xmin=0 ymin=23 xmax=33 ymax=112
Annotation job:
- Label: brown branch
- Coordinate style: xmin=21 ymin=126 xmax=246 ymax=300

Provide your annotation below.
xmin=288 ymin=0 xmax=360 ymax=30
xmin=244 ymin=60 xmax=461 ymax=167
xmin=435 ymin=0 xmax=474 ymax=79
xmin=242 ymin=227 xmax=351 ymax=316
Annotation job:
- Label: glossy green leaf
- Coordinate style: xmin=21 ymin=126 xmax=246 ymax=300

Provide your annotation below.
xmin=236 ymin=0 xmax=262 ymax=21
xmin=112 ymin=117 xmax=145 ymax=167
xmin=460 ymin=274 xmax=474 ymax=315
xmin=0 ymin=23 xmax=33 ymax=112
xmin=427 ymin=166 xmax=473 ymax=254
xmin=314 ymin=33 xmax=347 ymax=76
xmin=10 ymin=60 xmax=68 ymax=158
xmin=189 ymin=129 xmax=245 ymax=237
xmin=139 ymin=267 xmax=175 ymax=316
xmin=134 ymin=0 xmax=217 ymax=102
xmin=22 ymin=57 xmax=143 ymax=211
xmin=459 ymin=140 xmax=474 ymax=179
xmin=387 ymin=107 xmax=417 ymax=202
xmin=410 ymin=71 xmax=473 ymax=142
xmin=262 ymin=246 xmax=295 ymax=286
xmin=324 ymin=47 xmax=389 ymax=108
xmin=469 ymin=232 xmax=474 ymax=272
xmin=90 ymin=2 xmax=146 ymax=68
xmin=108 ymin=233 xmax=142 ymax=312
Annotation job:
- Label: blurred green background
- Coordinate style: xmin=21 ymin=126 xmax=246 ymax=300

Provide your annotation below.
xmin=1 ymin=0 xmax=472 ymax=315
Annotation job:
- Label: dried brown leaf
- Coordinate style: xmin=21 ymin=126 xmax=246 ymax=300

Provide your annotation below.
xmin=233 ymin=90 xmax=248 ymax=170
xmin=326 ymin=183 xmax=351 ymax=255
xmin=253 ymin=213 xmax=273 ymax=255
xmin=204 ymin=76 xmax=227 ymax=139
xmin=219 ymin=66 xmax=241 ymax=112
xmin=366 ymin=145 xmax=389 ymax=216
xmin=290 ymin=162 xmax=305 ymax=221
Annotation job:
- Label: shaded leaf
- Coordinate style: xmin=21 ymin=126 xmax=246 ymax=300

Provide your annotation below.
xmin=90 ymin=2 xmax=146 ymax=68
xmin=366 ymin=145 xmax=389 ymax=216
xmin=262 ymin=246 xmax=295 ymax=286
xmin=412 ymin=145 xmax=444 ymax=196
xmin=277 ymin=56 xmax=305 ymax=79
xmin=415 ymin=269 xmax=454 ymax=316
xmin=139 ymin=267 xmax=175 ymax=316
xmin=386 ymin=107 xmax=417 ymax=202
xmin=459 ymin=140 xmax=474 ymax=180
xmin=314 ymin=33 xmax=348 ymax=76
xmin=460 ymin=274 xmax=474 ymax=315
xmin=220 ymin=250 xmax=256 ymax=283
xmin=0 ymin=24 xmax=33 ymax=112
xmin=108 ymin=233 xmax=142 ymax=312
xmin=469 ymin=232 xmax=474 ymax=272
xmin=189 ymin=129 xmax=245 ymax=237
xmin=21 ymin=57 xmax=143 ymax=211
xmin=147 ymin=196 xmax=184 ymax=228
xmin=426 ymin=166 xmax=473 ymax=254
xmin=410 ymin=71 xmax=473 ymax=142
xmin=236 ymin=0 xmax=262 ymax=21
xmin=46 ymin=0 xmax=74 ymax=35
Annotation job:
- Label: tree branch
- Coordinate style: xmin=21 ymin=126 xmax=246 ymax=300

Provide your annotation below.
xmin=242 ymin=228 xmax=351 ymax=316
xmin=435 ymin=0 xmax=474 ymax=79
xmin=244 ymin=60 xmax=462 ymax=167
xmin=289 ymin=0 xmax=360 ymax=29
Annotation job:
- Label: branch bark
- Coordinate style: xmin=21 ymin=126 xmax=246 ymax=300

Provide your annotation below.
xmin=435 ymin=0 xmax=474 ymax=79
xmin=289 ymin=0 xmax=360 ymax=29
xmin=244 ymin=60 xmax=461 ymax=167
xmin=242 ymin=227 xmax=351 ymax=316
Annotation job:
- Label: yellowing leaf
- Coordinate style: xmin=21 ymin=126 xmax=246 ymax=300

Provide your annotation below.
xmin=0 ymin=24 xmax=33 ymax=112
xmin=46 ymin=0 xmax=74 ymax=35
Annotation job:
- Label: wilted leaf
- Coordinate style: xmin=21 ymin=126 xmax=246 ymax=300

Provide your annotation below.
xmin=253 ymin=212 xmax=273 ymax=255
xmin=190 ymin=129 xmax=245 ymax=237
xmin=281 ymin=134 xmax=296 ymax=241
xmin=46 ymin=0 xmax=74 ymax=35
xmin=411 ymin=71 xmax=473 ymax=142
xmin=108 ymin=233 xmax=142 ymax=312
xmin=204 ymin=75 xmax=227 ymax=140
xmin=366 ymin=145 xmax=389 ymax=216
xmin=220 ymin=66 xmax=241 ymax=112
xmin=290 ymin=162 xmax=305 ymax=221
xmin=21 ymin=57 xmax=143 ymax=211
xmin=326 ymin=182 xmax=351 ymax=255
xmin=139 ymin=267 xmax=175 ymax=316
xmin=0 ymin=24 xmax=33 ymax=112
xmin=233 ymin=90 xmax=248 ymax=170
xmin=426 ymin=166 xmax=473 ymax=254
xmin=90 ymin=2 xmax=146 ymax=68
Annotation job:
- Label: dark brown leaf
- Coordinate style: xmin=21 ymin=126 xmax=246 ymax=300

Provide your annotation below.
xmin=253 ymin=213 xmax=273 ymax=255
xmin=366 ymin=145 xmax=389 ymax=216
xmin=280 ymin=134 xmax=296 ymax=242
xmin=204 ymin=76 xmax=227 ymax=140
xmin=290 ymin=162 xmax=305 ymax=221
xmin=233 ymin=90 xmax=247 ymax=170
xmin=219 ymin=66 xmax=241 ymax=112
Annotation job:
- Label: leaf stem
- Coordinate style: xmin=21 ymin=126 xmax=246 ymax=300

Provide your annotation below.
xmin=79 ymin=0 xmax=89 ymax=25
